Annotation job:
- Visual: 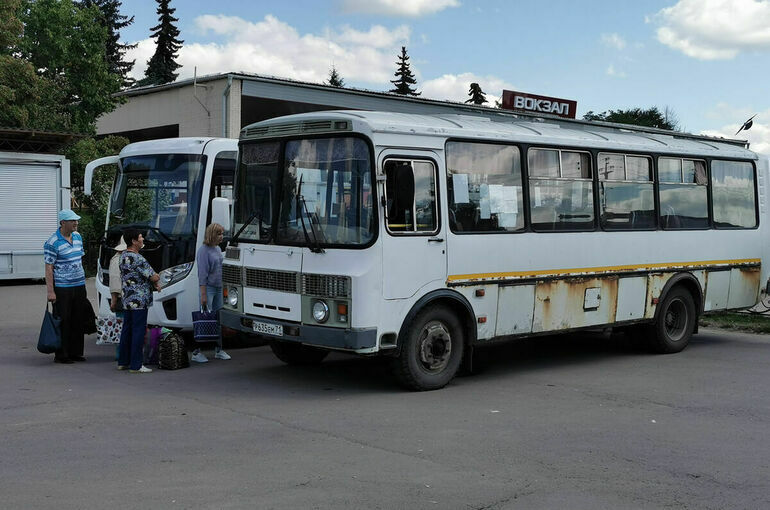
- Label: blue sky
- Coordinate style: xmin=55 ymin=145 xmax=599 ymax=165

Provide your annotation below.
xmin=120 ymin=0 xmax=770 ymax=153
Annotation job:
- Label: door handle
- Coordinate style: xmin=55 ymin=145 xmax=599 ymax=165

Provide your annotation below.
xmin=428 ymin=237 xmax=444 ymax=243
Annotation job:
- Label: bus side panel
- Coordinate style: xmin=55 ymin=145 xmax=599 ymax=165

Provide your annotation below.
xmin=727 ymin=266 xmax=761 ymax=308
xmin=495 ymin=285 xmax=535 ymax=336
xmin=455 ymin=285 xmax=498 ymax=340
xmin=532 ymin=277 xmax=618 ymax=333
xmin=615 ymin=277 xmax=647 ymax=321
xmin=704 ymin=270 xmax=731 ymax=311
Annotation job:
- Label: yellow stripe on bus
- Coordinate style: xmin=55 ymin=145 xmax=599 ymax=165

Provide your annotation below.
xmin=447 ymin=258 xmax=761 ymax=282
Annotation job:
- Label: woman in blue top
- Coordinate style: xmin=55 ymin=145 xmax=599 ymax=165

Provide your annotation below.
xmin=191 ymin=223 xmax=231 ymax=363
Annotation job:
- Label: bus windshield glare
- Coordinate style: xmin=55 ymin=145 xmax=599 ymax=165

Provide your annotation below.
xmin=235 ymin=137 xmax=374 ymax=246
xmin=110 ymin=154 xmax=207 ymax=237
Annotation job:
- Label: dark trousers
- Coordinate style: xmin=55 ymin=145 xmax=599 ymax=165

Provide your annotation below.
xmin=118 ymin=309 xmax=148 ymax=370
xmin=53 ymin=285 xmax=86 ymax=360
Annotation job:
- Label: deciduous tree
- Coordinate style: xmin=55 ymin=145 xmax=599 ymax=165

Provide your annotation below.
xmin=465 ymin=82 xmax=487 ymax=105
xmin=78 ymin=0 xmax=136 ymax=88
xmin=583 ymin=107 xmax=680 ymax=131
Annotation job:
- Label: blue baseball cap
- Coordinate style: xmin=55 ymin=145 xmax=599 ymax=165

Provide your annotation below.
xmin=58 ymin=209 xmax=81 ymax=222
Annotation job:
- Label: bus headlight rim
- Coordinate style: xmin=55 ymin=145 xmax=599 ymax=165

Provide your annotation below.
xmin=227 ymin=287 xmax=239 ymax=307
xmin=312 ymin=300 xmax=330 ymax=323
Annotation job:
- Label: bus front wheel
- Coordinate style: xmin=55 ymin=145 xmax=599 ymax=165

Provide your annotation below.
xmin=270 ymin=341 xmax=329 ymax=365
xmin=393 ymin=306 xmax=465 ymax=391
xmin=649 ymin=286 xmax=696 ymax=354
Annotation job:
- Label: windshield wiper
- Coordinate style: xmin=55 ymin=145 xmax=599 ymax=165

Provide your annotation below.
xmin=230 ymin=210 xmax=271 ymax=246
xmin=296 ymin=175 xmax=325 ymax=254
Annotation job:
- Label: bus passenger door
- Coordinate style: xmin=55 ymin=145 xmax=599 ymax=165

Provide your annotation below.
xmin=381 ymin=153 xmax=447 ymax=299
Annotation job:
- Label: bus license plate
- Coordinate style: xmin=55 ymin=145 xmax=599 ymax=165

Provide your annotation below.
xmin=253 ymin=320 xmax=283 ymax=337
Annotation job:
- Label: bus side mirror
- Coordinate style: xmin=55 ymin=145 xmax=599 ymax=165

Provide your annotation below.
xmin=211 ymin=197 xmax=231 ymax=232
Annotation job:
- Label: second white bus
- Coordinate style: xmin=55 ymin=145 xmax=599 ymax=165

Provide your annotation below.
xmin=214 ymin=111 xmax=769 ymax=390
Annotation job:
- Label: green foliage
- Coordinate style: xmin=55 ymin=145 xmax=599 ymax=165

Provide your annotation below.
xmin=465 ymin=82 xmax=487 ymax=105
xmin=78 ymin=0 xmax=136 ymax=88
xmin=583 ymin=107 xmax=680 ymax=131
xmin=138 ymin=0 xmax=183 ymax=86
xmin=17 ymin=0 xmax=122 ymax=133
xmin=327 ymin=65 xmax=344 ymax=87
xmin=0 ymin=0 xmax=24 ymax=52
xmin=65 ymin=135 xmax=129 ymax=242
xmin=389 ymin=46 xmax=420 ymax=96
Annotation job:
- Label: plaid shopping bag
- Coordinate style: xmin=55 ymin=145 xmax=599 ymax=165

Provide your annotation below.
xmin=192 ymin=308 xmax=219 ymax=342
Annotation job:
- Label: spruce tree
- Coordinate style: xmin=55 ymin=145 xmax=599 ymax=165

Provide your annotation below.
xmin=79 ymin=0 xmax=136 ymax=88
xmin=139 ymin=0 xmax=183 ymax=86
xmin=465 ymin=82 xmax=487 ymax=105
xmin=327 ymin=65 xmax=344 ymax=87
xmin=389 ymin=46 xmax=420 ymax=96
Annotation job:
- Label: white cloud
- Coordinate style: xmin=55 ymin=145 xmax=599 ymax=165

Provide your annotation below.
xmin=701 ymin=107 xmax=770 ymax=155
xmin=601 ymin=33 xmax=626 ymax=50
xmin=127 ymin=14 xmax=410 ymax=86
xmin=655 ymin=0 xmax=770 ymax=60
xmin=340 ymin=0 xmax=460 ymax=17
xmin=605 ymin=65 xmax=626 ymax=78
xmin=421 ymin=72 xmax=515 ymax=106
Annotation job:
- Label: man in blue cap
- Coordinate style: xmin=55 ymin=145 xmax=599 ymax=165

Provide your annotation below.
xmin=44 ymin=209 xmax=87 ymax=364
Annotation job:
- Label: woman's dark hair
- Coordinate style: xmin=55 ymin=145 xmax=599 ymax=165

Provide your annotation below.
xmin=123 ymin=228 xmax=142 ymax=246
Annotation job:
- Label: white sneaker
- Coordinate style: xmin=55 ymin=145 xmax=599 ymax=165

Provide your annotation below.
xmin=191 ymin=352 xmax=209 ymax=363
xmin=215 ymin=349 xmax=231 ymax=360
xmin=129 ymin=365 xmax=152 ymax=373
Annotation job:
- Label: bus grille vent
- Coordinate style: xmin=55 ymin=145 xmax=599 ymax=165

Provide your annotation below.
xmin=242 ymin=120 xmax=350 ymax=139
xmin=302 ymin=274 xmax=351 ymax=298
xmin=225 ymin=247 xmax=240 ymax=260
xmin=222 ymin=264 xmax=243 ymax=285
xmin=245 ymin=268 xmax=299 ymax=293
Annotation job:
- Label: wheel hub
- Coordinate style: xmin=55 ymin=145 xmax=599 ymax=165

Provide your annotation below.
xmin=418 ymin=321 xmax=452 ymax=372
xmin=664 ymin=298 xmax=687 ymax=341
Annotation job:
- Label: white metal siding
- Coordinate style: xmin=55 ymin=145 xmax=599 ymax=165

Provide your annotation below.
xmin=0 ymin=164 xmax=59 ymax=251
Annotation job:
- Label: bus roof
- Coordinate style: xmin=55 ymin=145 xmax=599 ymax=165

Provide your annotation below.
xmin=241 ymin=110 xmax=758 ymax=160
xmin=119 ymin=137 xmax=237 ymax=157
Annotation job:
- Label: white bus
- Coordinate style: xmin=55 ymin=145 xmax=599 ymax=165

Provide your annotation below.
xmin=213 ymin=111 xmax=768 ymax=390
xmin=85 ymin=137 xmax=238 ymax=329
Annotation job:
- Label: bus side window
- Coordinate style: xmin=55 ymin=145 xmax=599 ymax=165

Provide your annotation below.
xmin=207 ymin=151 xmax=236 ymax=227
xmin=384 ymin=159 xmax=438 ymax=234
xmin=658 ymin=157 xmax=708 ymax=230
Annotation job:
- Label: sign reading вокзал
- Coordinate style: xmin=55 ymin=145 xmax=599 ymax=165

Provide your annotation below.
xmin=501 ymin=90 xmax=577 ymax=119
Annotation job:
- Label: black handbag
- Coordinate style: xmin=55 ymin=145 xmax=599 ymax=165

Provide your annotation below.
xmin=81 ymin=295 xmax=97 ymax=335
xmin=37 ymin=304 xmax=62 ymax=354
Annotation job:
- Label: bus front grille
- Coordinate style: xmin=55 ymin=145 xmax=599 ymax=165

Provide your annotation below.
xmin=302 ymin=274 xmax=351 ymax=298
xmin=245 ymin=268 xmax=299 ymax=293
xmin=222 ymin=264 xmax=243 ymax=285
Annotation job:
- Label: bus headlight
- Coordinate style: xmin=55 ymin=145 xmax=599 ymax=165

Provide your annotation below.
xmin=227 ymin=287 xmax=239 ymax=307
xmin=312 ymin=300 xmax=330 ymax=323
xmin=158 ymin=262 xmax=193 ymax=289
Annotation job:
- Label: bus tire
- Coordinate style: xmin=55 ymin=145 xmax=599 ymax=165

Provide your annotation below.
xmin=393 ymin=305 xmax=464 ymax=391
xmin=270 ymin=341 xmax=329 ymax=365
xmin=649 ymin=286 xmax=696 ymax=354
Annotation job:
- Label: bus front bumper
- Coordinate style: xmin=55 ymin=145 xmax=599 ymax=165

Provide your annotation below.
xmin=219 ymin=309 xmax=377 ymax=352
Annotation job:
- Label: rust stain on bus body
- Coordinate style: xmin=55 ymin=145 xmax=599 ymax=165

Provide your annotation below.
xmin=532 ymin=276 xmax=619 ymax=333
xmin=731 ymin=266 xmax=762 ymax=308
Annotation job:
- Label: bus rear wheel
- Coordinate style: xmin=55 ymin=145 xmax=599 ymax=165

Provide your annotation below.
xmin=270 ymin=341 xmax=329 ymax=365
xmin=393 ymin=306 xmax=464 ymax=391
xmin=649 ymin=286 xmax=696 ymax=354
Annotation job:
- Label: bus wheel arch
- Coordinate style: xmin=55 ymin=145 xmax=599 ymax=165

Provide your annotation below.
xmin=392 ymin=290 xmax=475 ymax=391
xmin=648 ymin=273 xmax=702 ymax=354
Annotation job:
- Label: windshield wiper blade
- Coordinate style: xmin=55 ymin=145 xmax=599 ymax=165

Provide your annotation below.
xmin=230 ymin=210 xmax=270 ymax=246
xmin=296 ymin=175 xmax=325 ymax=254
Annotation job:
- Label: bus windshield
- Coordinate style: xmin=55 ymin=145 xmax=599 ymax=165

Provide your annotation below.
xmin=110 ymin=154 xmax=207 ymax=237
xmin=235 ymin=137 xmax=375 ymax=247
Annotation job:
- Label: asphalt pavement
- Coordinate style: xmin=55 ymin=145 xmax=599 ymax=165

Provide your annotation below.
xmin=2 ymin=278 xmax=770 ymax=509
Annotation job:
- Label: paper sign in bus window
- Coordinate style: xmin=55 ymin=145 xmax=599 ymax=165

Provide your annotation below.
xmin=452 ymin=174 xmax=470 ymax=204
xmin=571 ymin=181 xmax=583 ymax=209
xmin=489 ymin=184 xmax=504 ymax=213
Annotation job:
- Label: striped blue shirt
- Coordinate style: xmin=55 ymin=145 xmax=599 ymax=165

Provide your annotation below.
xmin=43 ymin=229 xmax=86 ymax=287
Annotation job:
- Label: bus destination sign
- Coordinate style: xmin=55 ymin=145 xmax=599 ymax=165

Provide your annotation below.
xmin=501 ymin=90 xmax=577 ymax=119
